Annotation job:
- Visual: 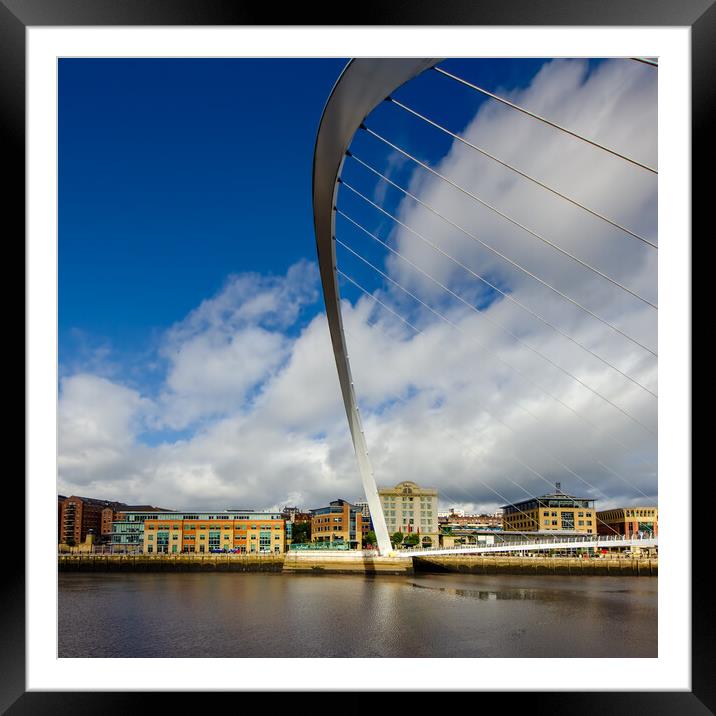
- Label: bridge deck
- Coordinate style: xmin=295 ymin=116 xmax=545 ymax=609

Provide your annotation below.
xmin=395 ymin=535 xmax=657 ymax=558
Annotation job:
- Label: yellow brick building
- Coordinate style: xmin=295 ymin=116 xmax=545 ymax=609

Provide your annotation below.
xmin=502 ymin=484 xmax=596 ymax=534
xmin=378 ymin=480 xmax=439 ymax=548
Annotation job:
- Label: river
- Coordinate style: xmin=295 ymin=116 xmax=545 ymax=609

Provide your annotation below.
xmin=58 ymin=572 xmax=657 ymax=658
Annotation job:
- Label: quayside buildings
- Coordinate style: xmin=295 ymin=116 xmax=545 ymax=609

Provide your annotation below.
xmin=59 ymin=495 xmax=169 ymax=546
xmin=378 ymin=480 xmax=439 ymax=548
xmin=310 ymin=499 xmax=364 ymax=549
xmin=596 ymin=507 xmax=658 ymax=537
xmin=115 ymin=510 xmax=287 ymax=554
xmin=501 ymin=483 xmax=597 ymax=534
xmin=59 ymin=481 xmax=658 ymax=554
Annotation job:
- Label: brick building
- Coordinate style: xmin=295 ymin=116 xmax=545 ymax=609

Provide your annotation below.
xmin=59 ymin=495 xmax=168 ymax=546
xmin=596 ymin=507 xmax=658 ymax=537
xmin=310 ymin=499 xmax=363 ymax=549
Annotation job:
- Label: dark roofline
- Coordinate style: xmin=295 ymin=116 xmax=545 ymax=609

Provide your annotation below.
xmin=500 ymin=493 xmax=595 ymax=509
xmin=119 ymin=505 xmax=172 ymax=512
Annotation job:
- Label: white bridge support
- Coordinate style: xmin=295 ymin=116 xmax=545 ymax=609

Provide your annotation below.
xmin=313 ymin=59 xmax=442 ymax=556
xmin=395 ymin=533 xmax=657 ymax=558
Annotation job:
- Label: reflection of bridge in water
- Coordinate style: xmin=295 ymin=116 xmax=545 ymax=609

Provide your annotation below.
xmin=313 ymin=59 xmax=658 ymax=558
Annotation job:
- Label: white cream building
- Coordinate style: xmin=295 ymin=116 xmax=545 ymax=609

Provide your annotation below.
xmin=378 ymin=481 xmax=439 ymax=548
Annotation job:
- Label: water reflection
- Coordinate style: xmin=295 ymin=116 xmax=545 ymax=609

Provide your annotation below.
xmin=58 ymin=572 xmax=657 ymax=658
xmin=412 ymin=582 xmax=540 ymax=600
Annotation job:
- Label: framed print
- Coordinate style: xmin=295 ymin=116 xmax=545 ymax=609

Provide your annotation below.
xmin=6 ymin=0 xmax=707 ymax=711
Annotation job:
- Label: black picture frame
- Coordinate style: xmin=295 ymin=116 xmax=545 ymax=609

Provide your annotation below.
xmin=6 ymin=0 xmax=705 ymax=712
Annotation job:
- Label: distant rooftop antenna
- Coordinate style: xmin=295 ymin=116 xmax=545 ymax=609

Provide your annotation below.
xmin=556 ymin=482 xmax=562 ymax=493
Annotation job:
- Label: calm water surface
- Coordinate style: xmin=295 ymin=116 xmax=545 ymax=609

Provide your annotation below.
xmin=58 ymin=572 xmax=656 ymax=658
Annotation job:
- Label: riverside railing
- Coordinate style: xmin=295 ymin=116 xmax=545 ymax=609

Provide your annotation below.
xmin=398 ymin=532 xmax=657 ymax=556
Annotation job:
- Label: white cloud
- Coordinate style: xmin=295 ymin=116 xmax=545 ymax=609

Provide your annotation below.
xmin=155 ymin=260 xmax=319 ymax=429
xmin=58 ymin=60 xmax=657 ymax=514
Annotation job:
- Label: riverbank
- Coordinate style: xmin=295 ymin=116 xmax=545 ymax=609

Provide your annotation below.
xmin=58 ymin=553 xmax=657 ymax=576
xmin=414 ymin=555 xmax=657 ymax=576
xmin=58 ymin=553 xmax=284 ymax=572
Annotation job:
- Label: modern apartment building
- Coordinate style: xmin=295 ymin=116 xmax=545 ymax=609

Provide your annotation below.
xmin=59 ymin=496 xmax=169 ymax=546
xmin=140 ymin=511 xmax=286 ymax=554
xmin=310 ymin=499 xmax=363 ymax=548
xmin=58 ymin=495 xmax=66 ymax=542
xmin=378 ymin=481 xmax=439 ymax=548
xmin=596 ymin=507 xmax=658 ymax=537
xmin=109 ymin=509 xmax=173 ymax=551
xmin=502 ymin=483 xmax=596 ymax=534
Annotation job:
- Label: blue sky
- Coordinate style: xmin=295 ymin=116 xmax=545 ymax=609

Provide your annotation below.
xmin=58 ymin=58 xmax=657 ymax=511
xmin=60 ymin=59 xmax=344 ymax=371
xmin=59 ymin=58 xmax=565 ymax=377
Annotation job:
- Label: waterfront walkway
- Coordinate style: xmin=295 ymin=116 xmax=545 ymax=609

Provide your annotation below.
xmin=397 ymin=533 xmax=657 ymax=557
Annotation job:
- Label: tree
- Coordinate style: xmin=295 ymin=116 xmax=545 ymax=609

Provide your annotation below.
xmin=391 ymin=531 xmax=404 ymax=548
xmin=403 ymin=533 xmax=420 ymax=547
xmin=363 ymin=531 xmax=377 ymax=548
xmin=291 ymin=522 xmax=311 ymax=544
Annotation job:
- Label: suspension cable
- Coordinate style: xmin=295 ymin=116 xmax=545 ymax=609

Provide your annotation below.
xmin=334 ymin=237 xmax=657 ymax=467
xmin=361 ymin=125 xmax=658 ymax=310
xmin=631 ymin=57 xmax=658 ymax=67
xmin=340 ymin=269 xmax=653 ymax=503
xmin=347 ymin=350 xmax=588 ymax=537
xmin=337 ymin=186 xmax=657 ymax=398
xmin=344 ymin=154 xmax=657 ymax=358
xmin=346 ymin=376 xmax=544 ymax=534
xmin=336 ymin=230 xmax=655 ymax=436
xmin=385 ymin=95 xmax=657 ymax=250
xmin=433 ymin=65 xmax=658 ymax=174
xmin=340 ymin=271 xmax=640 ymax=534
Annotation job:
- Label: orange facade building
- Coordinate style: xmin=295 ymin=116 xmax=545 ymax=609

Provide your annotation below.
xmin=596 ymin=507 xmax=658 ymax=537
xmin=142 ymin=511 xmax=286 ymax=554
xmin=310 ymin=499 xmax=363 ymax=549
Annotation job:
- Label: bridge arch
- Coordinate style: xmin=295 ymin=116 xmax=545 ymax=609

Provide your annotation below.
xmin=313 ymin=59 xmax=441 ymax=556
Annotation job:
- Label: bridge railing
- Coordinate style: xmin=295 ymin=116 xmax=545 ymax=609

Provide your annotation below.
xmin=398 ymin=532 xmax=657 ymax=555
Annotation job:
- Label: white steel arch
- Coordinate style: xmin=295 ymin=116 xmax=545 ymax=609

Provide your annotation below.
xmin=312 ymin=58 xmax=442 ymax=556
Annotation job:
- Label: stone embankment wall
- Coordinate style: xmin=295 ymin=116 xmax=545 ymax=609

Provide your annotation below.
xmin=58 ymin=554 xmax=657 ymax=576
xmin=58 ymin=554 xmax=284 ymax=572
xmin=413 ymin=555 xmax=657 ymax=576
xmin=282 ymin=553 xmax=412 ymax=575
